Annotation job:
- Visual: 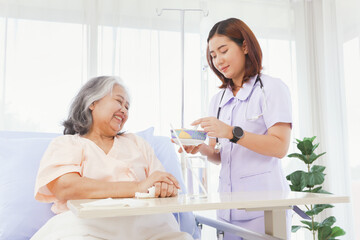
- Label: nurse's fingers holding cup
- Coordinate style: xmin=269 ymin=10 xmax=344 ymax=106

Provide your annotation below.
xmin=191 ymin=117 xmax=218 ymax=128
xmin=191 ymin=117 xmax=208 ymax=126
xmin=192 ymin=117 xmax=230 ymax=138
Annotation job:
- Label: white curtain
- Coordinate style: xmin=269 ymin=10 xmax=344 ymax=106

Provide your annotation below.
xmin=291 ymin=0 xmax=358 ymax=239
xmin=0 ymin=0 xmax=204 ymax=135
xmin=1 ymin=0 xmax=357 ymax=239
xmin=335 ymin=0 xmax=360 ymax=239
xmin=0 ymin=0 xmax=297 ymax=135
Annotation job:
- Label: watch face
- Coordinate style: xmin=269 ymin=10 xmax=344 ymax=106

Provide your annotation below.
xmin=233 ymin=126 xmax=244 ymax=138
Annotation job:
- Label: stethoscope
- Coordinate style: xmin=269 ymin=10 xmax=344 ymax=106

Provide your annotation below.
xmin=214 ymin=75 xmax=267 ymax=153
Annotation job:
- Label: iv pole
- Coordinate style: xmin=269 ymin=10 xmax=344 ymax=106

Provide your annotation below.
xmin=156 ymin=8 xmax=209 ymax=129
xmin=156 ymin=8 xmax=209 ymax=185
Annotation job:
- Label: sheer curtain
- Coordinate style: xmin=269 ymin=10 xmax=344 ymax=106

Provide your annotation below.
xmin=0 ymin=0 xmax=203 ymax=135
xmin=291 ymin=0 xmax=357 ymax=239
xmin=336 ymin=0 xmax=360 ymax=239
xmin=0 ymin=0 xmax=87 ymax=133
xmin=1 ymin=0 xmax=357 ymax=239
xmin=0 ymin=0 xmax=298 ymax=140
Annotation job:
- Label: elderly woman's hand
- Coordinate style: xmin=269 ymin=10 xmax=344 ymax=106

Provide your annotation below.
xmin=138 ymin=171 xmax=180 ymax=198
xmin=154 ymin=182 xmax=178 ymax=197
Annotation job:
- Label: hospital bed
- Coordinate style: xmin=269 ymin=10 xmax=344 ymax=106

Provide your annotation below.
xmin=0 ymin=128 xmax=285 ymax=240
xmin=0 ymin=128 xmax=195 ymax=239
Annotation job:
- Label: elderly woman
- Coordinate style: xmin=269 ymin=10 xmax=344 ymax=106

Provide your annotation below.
xmin=31 ymin=76 xmax=193 ymax=240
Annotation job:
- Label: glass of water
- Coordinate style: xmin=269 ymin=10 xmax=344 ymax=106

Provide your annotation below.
xmin=185 ymin=155 xmax=208 ymax=199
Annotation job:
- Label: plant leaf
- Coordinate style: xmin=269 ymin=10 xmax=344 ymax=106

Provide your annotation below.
xmin=318 ymin=189 xmax=332 ymax=194
xmin=311 ymin=165 xmax=326 ymax=173
xmin=319 ymin=216 xmax=336 ymax=228
xmin=329 ymin=226 xmax=346 ymax=238
xmin=307 ymin=171 xmax=325 ymax=187
xmin=310 ymin=186 xmax=323 ymax=193
xmin=312 ymin=142 xmax=320 ymax=152
xmin=291 ymin=225 xmax=303 ymax=233
xmin=308 ymin=152 xmax=327 ymax=164
xmin=297 ymin=140 xmax=314 ymax=155
xmin=303 ymin=189 xmax=313 ymax=192
xmin=318 ymin=226 xmax=332 ymax=240
xmin=303 ymin=136 xmax=316 ymax=142
xmin=300 ymin=220 xmax=318 ymax=230
xmin=287 ymin=171 xmax=307 ymax=191
xmin=305 ymin=204 xmax=334 ymax=216
xmin=287 ymin=153 xmax=308 ymax=163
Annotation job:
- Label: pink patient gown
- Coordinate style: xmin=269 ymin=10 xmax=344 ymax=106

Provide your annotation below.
xmin=31 ymin=133 xmax=193 ymax=240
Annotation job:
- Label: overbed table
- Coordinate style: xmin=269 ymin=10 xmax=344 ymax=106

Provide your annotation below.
xmin=67 ymin=191 xmax=349 ymax=240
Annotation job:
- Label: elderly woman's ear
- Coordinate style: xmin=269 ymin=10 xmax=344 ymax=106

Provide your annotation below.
xmin=89 ymin=103 xmax=95 ymax=111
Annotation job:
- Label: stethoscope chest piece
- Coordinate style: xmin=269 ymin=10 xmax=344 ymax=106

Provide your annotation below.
xmin=214 ymin=142 xmax=221 ymax=153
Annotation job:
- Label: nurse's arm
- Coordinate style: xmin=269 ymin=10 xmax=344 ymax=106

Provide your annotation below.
xmin=199 ymin=138 xmax=221 ymax=165
xmin=235 ymin=122 xmax=291 ymax=159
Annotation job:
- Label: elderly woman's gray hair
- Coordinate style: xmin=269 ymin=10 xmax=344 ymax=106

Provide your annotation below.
xmin=63 ymin=76 xmax=129 ymax=135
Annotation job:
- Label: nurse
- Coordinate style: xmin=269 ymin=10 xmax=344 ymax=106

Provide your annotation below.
xmin=182 ymin=18 xmax=292 ymax=239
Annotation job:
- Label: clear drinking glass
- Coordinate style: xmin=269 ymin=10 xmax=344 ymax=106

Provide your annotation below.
xmin=185 ymin=155 xmax=208 ymax=199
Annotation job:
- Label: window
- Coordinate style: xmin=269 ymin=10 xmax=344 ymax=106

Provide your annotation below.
xmin=0 ymin=19 xmax=85 ymax=133
xmin=98 ymin=26 xmax=202 ymax=136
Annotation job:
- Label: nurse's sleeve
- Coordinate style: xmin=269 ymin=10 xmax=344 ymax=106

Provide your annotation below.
xmin=263 ymin=79 xmax=292 ymax=129
xmin=34 ymin=136 xmax=84 ymax=203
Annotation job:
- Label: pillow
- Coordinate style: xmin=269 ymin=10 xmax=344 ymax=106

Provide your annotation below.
xmin=0 ymin=131 xmax=60 ymax=139
xmin=135 ymin=127 xmax=155 ymax=142
xmin=0 ymin=138 xmax=56 ymax=240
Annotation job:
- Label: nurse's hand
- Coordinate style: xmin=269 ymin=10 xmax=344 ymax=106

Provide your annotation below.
xmin=192 ymin=117 xmax=232 ymax=139
xmin=171 ymin=139 xmax=203 ymax=154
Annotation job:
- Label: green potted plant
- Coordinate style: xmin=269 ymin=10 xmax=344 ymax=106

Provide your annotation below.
xmin=286 ymin=136 xmax=346 ymax=240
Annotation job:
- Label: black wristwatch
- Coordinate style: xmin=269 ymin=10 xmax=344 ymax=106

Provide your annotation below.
xmin=230 ymin=126 xmax=244 ymax=143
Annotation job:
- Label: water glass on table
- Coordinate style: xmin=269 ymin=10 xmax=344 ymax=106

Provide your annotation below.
xmin=186 ymin=155 xmax=208 ymax=199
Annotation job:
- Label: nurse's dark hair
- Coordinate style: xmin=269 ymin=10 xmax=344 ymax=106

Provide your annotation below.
xmin=207 ymin=18 xmax=263 ymax=89
xmin=62 ymin=76 xmax=130 ymax=135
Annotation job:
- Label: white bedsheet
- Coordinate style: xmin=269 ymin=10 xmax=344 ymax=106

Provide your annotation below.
xmin=31 ymin=211 xmax=193 ymax=240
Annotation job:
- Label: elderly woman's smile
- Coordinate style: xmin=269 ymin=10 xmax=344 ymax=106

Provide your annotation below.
xmin=114 ymin=115 xmax=123 ymax=122
xmin=89 ymin=84 xmax=130 ymax=135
